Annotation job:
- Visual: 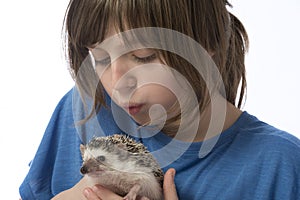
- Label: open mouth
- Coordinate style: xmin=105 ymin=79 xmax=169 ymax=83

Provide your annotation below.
xmin=122 ymin=103 xmax=144 ymax=115
xmin=128 ymin=105 xmax=143 ymax=115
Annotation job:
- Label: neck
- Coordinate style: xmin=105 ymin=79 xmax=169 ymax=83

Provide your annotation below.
xmin=174 ymin=94 xmax=242 ymax=142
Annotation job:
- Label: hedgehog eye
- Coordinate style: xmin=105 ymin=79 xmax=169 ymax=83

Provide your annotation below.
xmin=96 ymin=155 xmax=106 ymax=162
xmin=136 ymin=159 xmax=144 ymax=165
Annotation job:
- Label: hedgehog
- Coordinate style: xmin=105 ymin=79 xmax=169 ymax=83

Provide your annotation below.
xmin=80 ymin=134 xmax=164 ymax=200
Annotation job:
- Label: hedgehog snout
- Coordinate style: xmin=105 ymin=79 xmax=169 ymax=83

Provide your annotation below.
xmin=80 ymin=159 xmax=101 ymax=175
xmin=80 ymin=165 xmax=88 ymax=174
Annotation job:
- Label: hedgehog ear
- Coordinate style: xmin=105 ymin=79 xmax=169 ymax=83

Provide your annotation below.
xmin=117 ymin=145 xmax=129 ymax=161
xmin=115 ymin=143 xmax=128 ymax=160
xmin=117 ymin=143 xmax=127 ymax=151
xmin=80 ymin=144 xmax=86 ymax=158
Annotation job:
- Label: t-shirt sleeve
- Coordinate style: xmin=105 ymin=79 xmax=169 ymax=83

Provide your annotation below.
xmin=268 ymin=133 xmax=300 ymax=199
xmin=18 ymin=87 xmax=126 ymax=200
xmin=19 ymin=89 xmax=83 ymax=200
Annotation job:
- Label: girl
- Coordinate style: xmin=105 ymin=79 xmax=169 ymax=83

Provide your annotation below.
xmin=19 ymin=0 xmax=300 ymax=199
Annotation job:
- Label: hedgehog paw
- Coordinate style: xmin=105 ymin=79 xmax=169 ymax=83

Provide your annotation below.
xmin=123 ymin=184 xmax=141 ymax=200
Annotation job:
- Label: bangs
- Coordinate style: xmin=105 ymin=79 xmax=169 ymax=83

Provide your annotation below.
xmin=66 ymin=0 xmax=110 ymax=48
xmin=69 ymin=0 xmax=173 ymax=49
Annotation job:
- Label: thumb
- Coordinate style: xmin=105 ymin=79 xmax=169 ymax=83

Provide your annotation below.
xmin=163 ymin=168 xmax=179 ymax=200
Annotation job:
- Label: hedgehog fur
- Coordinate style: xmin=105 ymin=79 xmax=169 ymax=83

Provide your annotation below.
xmin=80 ymin=134 xmax=164 ymax=200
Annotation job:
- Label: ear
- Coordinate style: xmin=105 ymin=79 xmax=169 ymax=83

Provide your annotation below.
xmin=117 ymin=143 xmax=127 ymax=151
xmin=119 ymin=151 xmax=129 ymax=161
xmin=80 ymin=144 xmax=86 ymax=158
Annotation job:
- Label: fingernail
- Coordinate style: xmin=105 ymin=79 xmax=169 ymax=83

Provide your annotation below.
xmin=170 ymin=168 xmax=176 ymax=179
xmin=83 ymin=189 xmax=90 ymax=197
xmin=92 ymin=185 xmax=99 ymax=191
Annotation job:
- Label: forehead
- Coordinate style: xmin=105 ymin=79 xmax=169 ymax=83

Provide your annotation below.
xmin=91 ymin=28 xmax=156 ymax=61
xmin=83 ymin=148 xmax=103 ymax=160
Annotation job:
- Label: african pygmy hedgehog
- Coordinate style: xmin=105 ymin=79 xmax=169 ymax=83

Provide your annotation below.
xmin=80 ymin=134 xmax=164 ymax=200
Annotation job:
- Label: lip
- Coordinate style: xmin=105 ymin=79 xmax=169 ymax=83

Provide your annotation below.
xmin=122 ymin=103 xmax=144 ymax=115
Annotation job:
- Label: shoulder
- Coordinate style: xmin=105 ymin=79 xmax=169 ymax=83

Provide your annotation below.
xmin=225 ymin=112 xmax=300 ymax=198
xmin=233 ymin=112 xmax=300 ymax=164
xmin=238 ymin=112 xmax=300 ymax=148
xmin=19 ymin=88 xmax=83 ymax=199
xmin=51 ymin=88 xmax=74 ymax=115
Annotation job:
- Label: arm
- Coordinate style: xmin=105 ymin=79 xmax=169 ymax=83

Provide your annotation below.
xmin=83 ymin=168 xmax=178 ymax=200
xmin=51 ymin=176 xmax=94 ymax=200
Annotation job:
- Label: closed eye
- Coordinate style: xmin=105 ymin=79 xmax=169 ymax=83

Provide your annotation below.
xmin=93 ymin=51 xmax=157 ymax=67
xmin=95 ymin=57 xmax=111 ymax=66
xmin=133 ymin=53 xmax=157 ymax=64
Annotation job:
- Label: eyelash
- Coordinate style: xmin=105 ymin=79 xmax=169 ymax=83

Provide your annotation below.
xmin=133 ymin=53 xmax=157 ymax=64
xmin=94 ymin=53 xmax=157 ymax=66
xmin=95 ymin=57 xmax=111 ymax=66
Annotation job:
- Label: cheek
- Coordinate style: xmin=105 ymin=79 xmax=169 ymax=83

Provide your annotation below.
xmin=143 ymin=85 xmax=177 ymax=108
xmin=97 ymin=68 xmax=112 ymax=95
xmin=136 ymin=85 xmax=179 ymax=125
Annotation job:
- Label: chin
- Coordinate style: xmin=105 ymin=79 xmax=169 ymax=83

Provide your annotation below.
xmin=132 ymin=118 xmax=148 ymax=126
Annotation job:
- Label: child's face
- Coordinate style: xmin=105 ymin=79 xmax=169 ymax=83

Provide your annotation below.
xmin=89 ymin=28 xmax=183 ymax=126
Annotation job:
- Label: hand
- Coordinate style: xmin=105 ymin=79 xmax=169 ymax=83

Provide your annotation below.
xmin=83 ymin=168 xmax=179 ymax=200
xmin=51 ymin=176 xmax=94 ymax=200
xmin=163 ymin=168 xmax=179 ymax=200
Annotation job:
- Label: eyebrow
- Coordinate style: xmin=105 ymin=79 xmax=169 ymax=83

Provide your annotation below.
xmin=94 ymin=33 xmax=150 ymax=51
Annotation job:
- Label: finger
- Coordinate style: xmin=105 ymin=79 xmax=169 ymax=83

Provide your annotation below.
xmin=91 ymin=185 xmax=123 ymax=200
xmin=163 ymin=168 xmax=179 ymax=200
xmin=83 ymin=187 xmax=102 ymax=200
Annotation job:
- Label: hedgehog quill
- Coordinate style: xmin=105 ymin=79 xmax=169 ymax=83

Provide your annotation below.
xmin=80 ymin=134 xmax=164 ymax=200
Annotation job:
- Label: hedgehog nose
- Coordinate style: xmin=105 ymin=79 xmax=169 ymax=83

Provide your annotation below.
xmin=80 ymin=166 xmax=88 ymax=174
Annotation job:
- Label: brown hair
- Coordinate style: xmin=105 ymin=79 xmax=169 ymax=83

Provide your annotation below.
xmin=63 ymin=0 xmax=249 ymax=133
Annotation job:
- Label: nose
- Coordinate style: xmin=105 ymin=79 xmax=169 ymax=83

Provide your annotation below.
xmin=111 ymin=58 xmax=137 ymax=95
xmin=80 ymin=165 xmax=88 ymax=174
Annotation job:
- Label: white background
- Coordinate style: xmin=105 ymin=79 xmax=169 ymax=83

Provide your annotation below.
xmin=0 ymin=0 xmax=299 ymax=199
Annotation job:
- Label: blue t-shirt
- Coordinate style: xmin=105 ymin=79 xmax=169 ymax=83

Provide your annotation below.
xmin=19 ymin=88 xmax=300 ymax=200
